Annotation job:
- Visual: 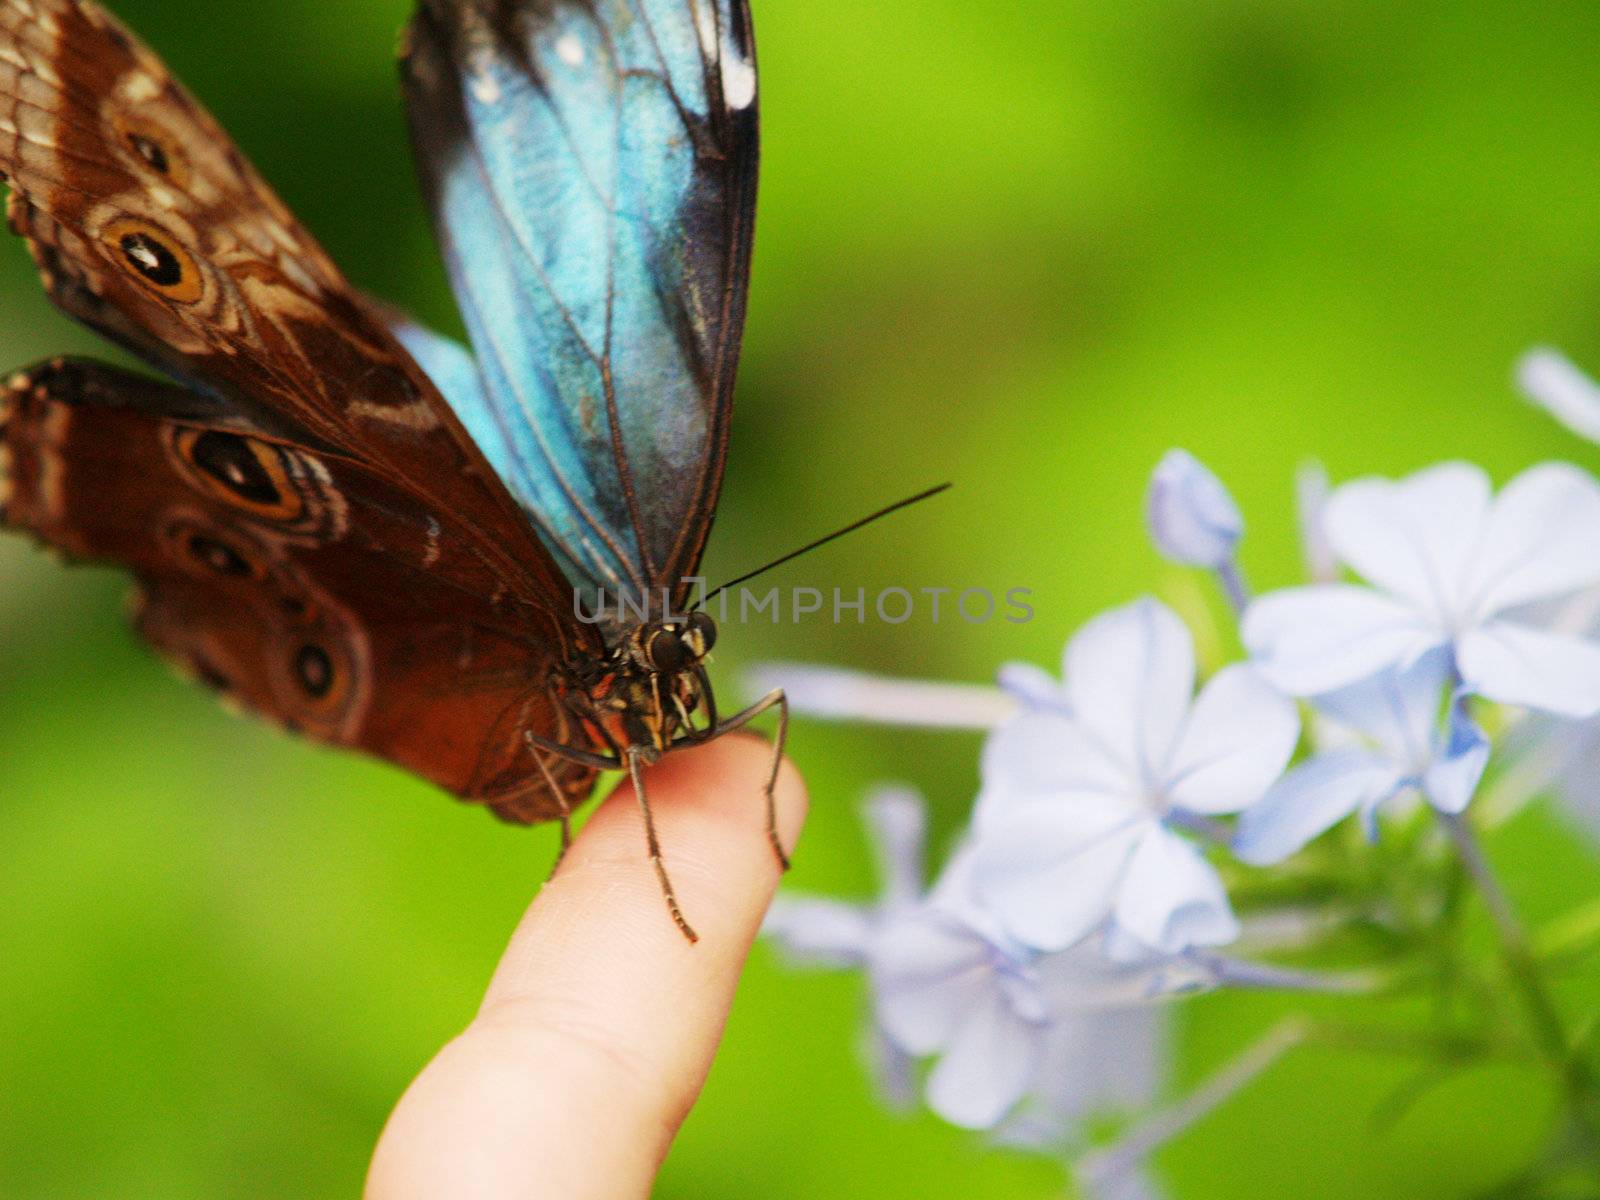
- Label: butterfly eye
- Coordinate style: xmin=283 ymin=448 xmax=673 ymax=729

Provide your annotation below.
xmin=102 ymin=217 xmax=204 ymax=303
xmin=687 ymin=611 xmax=717 ymax=654
xmin=647 ymin=630 xmax=691 ymax=673
xmin=169 ymin=428 xmax=307 ymax=523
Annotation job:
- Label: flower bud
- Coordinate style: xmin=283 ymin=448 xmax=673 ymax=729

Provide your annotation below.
xmin=1146 ymin=449 xmax=1244 ymax=567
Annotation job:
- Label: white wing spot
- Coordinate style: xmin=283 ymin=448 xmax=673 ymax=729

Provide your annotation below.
xmin=120 ymin=73 xmax=161 ymax=104
xmin=348 ymin=397 xmax=441 ymax=432
xmin=722 ymin=53 xmax=755 ymax=110
xmin=693 ymin=0 xmax=717 ymax=57
xmin=555 ymin=34 xmax=584 ymax=67
xmin=471 ymin=70 xmax=501 ymax=105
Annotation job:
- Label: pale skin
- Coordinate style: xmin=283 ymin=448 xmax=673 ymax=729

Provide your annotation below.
xmin=365 ymin=735 xmax=808 ymax=1200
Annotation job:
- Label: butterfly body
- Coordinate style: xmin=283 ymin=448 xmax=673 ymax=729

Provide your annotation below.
xmin=0 ymin=0 xmax=783 ymax=929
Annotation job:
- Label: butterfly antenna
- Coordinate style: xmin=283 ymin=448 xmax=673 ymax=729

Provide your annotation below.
xmin=696 ymin=483 xmax=953 ymax=609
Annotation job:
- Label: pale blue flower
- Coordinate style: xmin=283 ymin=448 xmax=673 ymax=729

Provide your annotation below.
xmin=901 ymin=844 xmax=1202 ymax=1136
xmin=1490 ymin=585 xmax=1600 ymax=838
xmin=1296 ymin=460 xmax=1339 ymax=583
xmin=763 ymin=786 xmax=929 ymax=1106
xmin=992 ymin=1004 xmax=1166 ymax=1153
xmin=869 ymin=898 xmax=1052 ymax=1129
xmin=1146 ymin=449 xmax=1244 ymax=569
xmin=1243 ymin=462 xmax=1600 ymax=716
xmin=766 ymin=792 xmax=1059 ymax=1128
xmin=1506 ymin=349 xmax=1600 ymax=830
xmin=742 ymin=663 xmax=1017 ymax=730
xmin=1234 ymin=651 xmax=1490 ymax=864
xmin=768 ymin=794 xmax=1184 ymax=1135
xmin=1518 ymin=347 xmax=1600 ymax=444
xmin=764 ymin=785 xmax=927 ymax=967
xmin=1082 ymin=1165 xmax=1169 ymax=1200
xmin=1532 ymin=716 xmax=1600 ymax=839
xmin=968 ymin=598 xmax=1299 ymax=956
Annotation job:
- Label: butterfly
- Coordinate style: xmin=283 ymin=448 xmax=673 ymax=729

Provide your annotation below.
xmin=0 ymin=0 xmax=775 ymax=941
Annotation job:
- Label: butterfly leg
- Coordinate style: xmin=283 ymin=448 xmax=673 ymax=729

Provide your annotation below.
xmin=628 ymin=749 xmax=698 ymax=944
xmin=524 ymin=730 xmax=699 ymax=942
xmin=523 ymin=731 xmax=623 ymax=772
xmin=526 ymin=741 xmax=575 ymax=872
xmin=710 ymin=689 xmax=792 ymax=871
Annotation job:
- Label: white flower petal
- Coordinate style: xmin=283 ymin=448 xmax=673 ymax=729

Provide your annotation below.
xmin=1055 ymin=1005 xmax=1165 ymax=1113
xmin=1464 ymin=463 xmax=1600 ymax=617
xmin=1553 ymin=585 xmax=1600 ymax=639
xmin=1064 ymin=598 xmax=1196 ymax=780
xmin=1100 ymin=923 xmax=1166 ymax=966
xmin=996 ymin=1005 xmax=1166 ymax=1150
xmin=977 ymin=710 xmax=1134 ymax=827
xmin=1243 ymin=584 xmax=1444 ymax=696
xmin=1518 ymin=347 xmax=1600 ymax=444
xmin=1146 ymin=449 xmax=1244 ymax=568
xmin=923 ymin=985 xmax=1045 ymax=1130
xmin=742 ymin=662 xmax=1016 ymax=729
xmin=971 ymin=800 xmax=1146 ymax=951
xmin=1041 ymin=934 xmax=1217 ymax=1004
xmin=1423 ymin=704 xmax=1490 ymax=814
xmin=871 ymin=911 xmax=991 ymax=1054
xmin=1296 ymin=460 xmax=1339 ymax=583
xmin=762 ymin=896 xmax=875 ymax=967
xmin=1310 ymin=650 xmax=1451 ymax=762
xmin=1083 ymin=1164 xmax=1168 ymax=1200
xmin=926 ymin=842 xmax=1016 ymax=948
xmin=863 ymin=1022 xmax=918 ymax=1111
xmin=998 ymin=661 xmax=1070 ymax=712
xmin=1531 ymin=715 xmax=1600 ymax=836
xmin=1166 ymin=665 xmax=1300 ymax=815
xmin=1326 ymin=463 xmax=1492 ymax=617
xmin=1233 ymin=750 xmax=1405 ymax=864
xmin=862 ymin=786 xmax=928 ymax=906
xmin=1111 ymin=827 xmax=1241 ymax=954
xmin=1457 ymin=620 xmax=1600 ymax=716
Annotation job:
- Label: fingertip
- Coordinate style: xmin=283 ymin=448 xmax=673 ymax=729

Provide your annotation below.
xmin=483 ymin=734 xmax=806 ymax=1144
xmin=369 ymin=738 xmax=808 ymax=1199
xmin=519 ymin=733 xmax=804 ymax=941
xmin=489 ymin=732 xmax=808 ymax=1069
xmin=575 ymin=732 xmax=808 ymax=901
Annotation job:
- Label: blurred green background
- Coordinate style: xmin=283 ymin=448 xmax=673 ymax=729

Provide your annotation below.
xmin=5 ymin=0 xmax=1600 ymax=1196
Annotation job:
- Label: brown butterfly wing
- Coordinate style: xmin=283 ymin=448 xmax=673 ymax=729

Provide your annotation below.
xmin=0 ymin=0 xmax=611 ymax=818
xmin=1 ymin=358 xmax=596 ymax=823
xmin=0 ymin=0 xmax=590 ymax=637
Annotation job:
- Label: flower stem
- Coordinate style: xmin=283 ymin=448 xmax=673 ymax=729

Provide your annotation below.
xmin=1075 ymin=1018 xmax=1309 ymax=1191
xmin=1072 ymin=1015 xmax=1508 ymax=1196
xmin=1437 ymin=811 xmax=1600 ymax=1144
xmin=1216 ymin=559 xmax=1252 ymax=617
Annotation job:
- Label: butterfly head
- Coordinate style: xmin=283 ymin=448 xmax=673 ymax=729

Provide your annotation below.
xmin=632 ymin=610 xmax=718 ymax=675
xmin=600 ymin=612 xmax=720 ymax=754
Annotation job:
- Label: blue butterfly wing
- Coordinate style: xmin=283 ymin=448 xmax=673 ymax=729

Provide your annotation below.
xmin=386 ymin=316 xmax=509 ymax=484
xmin=401 ymin=0 xmax=759 ymax=618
